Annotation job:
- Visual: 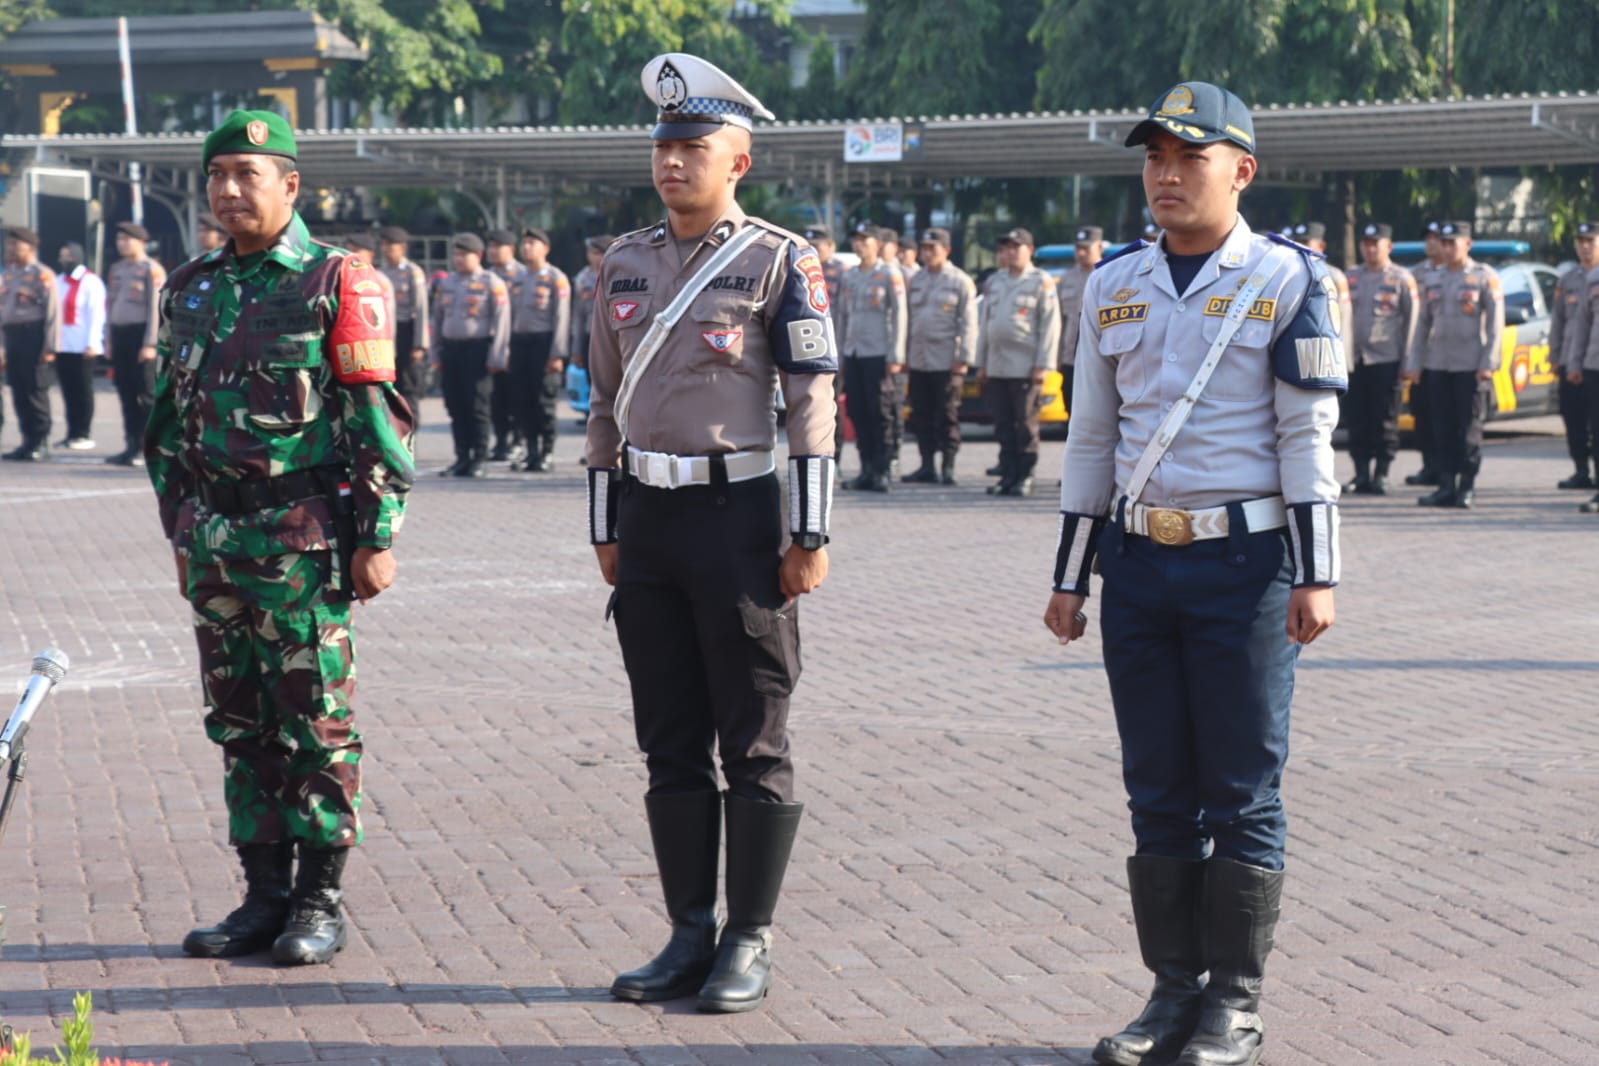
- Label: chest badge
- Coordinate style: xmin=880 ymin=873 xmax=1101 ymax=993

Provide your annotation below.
xmin=613 ymin=301 xmax=640 ymax=322
xmin=701 ymin=328 xmax=743 ymax=353
xmin=1109 ymin=287 xmax=1138 ymax=304
xmin=186 ymin=294 xmax=204 ymax=309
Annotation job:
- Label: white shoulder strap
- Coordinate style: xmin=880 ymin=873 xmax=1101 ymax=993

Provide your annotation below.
xmin=615 ymin=224 xmax=767 ymax=440
xmin=1122 ymin=244 xmax=1297 ymax=507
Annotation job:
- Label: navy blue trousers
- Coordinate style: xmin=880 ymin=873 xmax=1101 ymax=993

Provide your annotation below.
xmin=1098 ymin=520 xmax=1298 ymax=870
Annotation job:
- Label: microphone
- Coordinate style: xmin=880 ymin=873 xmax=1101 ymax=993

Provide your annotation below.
xmin=0 ymin=647 xmax=69 ymax=763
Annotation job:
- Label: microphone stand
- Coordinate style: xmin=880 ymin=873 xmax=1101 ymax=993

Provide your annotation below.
xmin=0 ymin=737 xmax=24 ymax=1054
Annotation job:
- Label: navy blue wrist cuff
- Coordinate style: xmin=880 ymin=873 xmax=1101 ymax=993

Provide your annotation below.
xmin=789 ymin=455 xmax=835 ymax=537
xmin=1287 ymin=501 xmax=1339 ymax=586
xmin=1052 ymin=512 xmax=1105 ymax=594
xmin=587 ymin=467 xmax=620 ymax=544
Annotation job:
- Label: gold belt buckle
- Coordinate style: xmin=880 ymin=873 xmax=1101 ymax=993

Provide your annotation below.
xmin=1146 ymin=508 xmax=1195 ymax=546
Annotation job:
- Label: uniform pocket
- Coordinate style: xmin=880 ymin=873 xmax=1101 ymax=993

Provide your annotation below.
xmin=691 ymin=294 xmax=756 ymax=371
xmin=247 ymin=342 xmax=324 ymax=430
xmin=1200 ymin=316 xmax=1273 ymax=402
xmin=738 ymin=598 xmax=800 ymax=697
xmin=1100 ymin=321 xmax=1148 ymax=401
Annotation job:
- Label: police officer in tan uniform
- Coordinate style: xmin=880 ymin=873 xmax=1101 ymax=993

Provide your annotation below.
xmin=896 ymin=233 xmax=920 ymax=281
xmin=837 ymin=222 xmax=906 ymax=491
xmin=1406 ymin=221 xmax=1446 ymax=487
xmin=1406 ymin=221 xmax=1503 ymax=509
xmin=804 ymin=225 xmax=847 ymax=459
xmin=508 ymin=227 xmax=571 ymax=472
xmin=430 ymin=233 xmax=510 ymax=477
xmin=570 ymin=234 xmax=611 ymax=376
xmin=902 ymin=227 xmax=976 ymax=485
xmin=103 ymin=222 xmax=166 ymax=466
xmin=586 ymin=52 xmax=837 ymax=1015
xmin=378 ymin=226 xmax=431 ymax=429
xmin=1 ymin=226 xmax=61 ymax=461
xmin=976 ymin=227 xmax=1060 ymax=497
xmin=485 ymin=228 xmax=525 ymax=462
xmin=1057 ymin=224 xmax=1103 ymax=436
xmin=1344 ymin=222 xmax=1417 ymax=495
xmin=1549 ymin=222 xmax=1599 ymax=490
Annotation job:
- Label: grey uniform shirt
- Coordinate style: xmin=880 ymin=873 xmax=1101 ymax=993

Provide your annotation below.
xmin=106 ymin=257 xmax=166 ymax=349
xmin=379 ymin=258 xmax=431 ymax=352
xmin=1059 ymin=218 xmax=1343 ymax=515
xmin=430 ymin=268 xmax=511 ymax=369
xmin=1409 ymin=259 xmax=1504 ymax=374
xmin=1056 ymin=264 xmax=1093 ymax=368
xmin=905 ymin=263 xmax=978 ymax=372
xmin=511 ymin=263 xmax=571 ymax=359
xmin=0 ymin=262 xmax=61 ymax=358
xmin=976 ymin=264 xmax=1062 ymax=378
xmin=1578 ymin=265 xmax=1599 ymax=372
xmin=571 ymin=264 xmax=599 ymax=358
xmin=837 ymin=260 xmax=907 ymax=361
xmin=1348 ymin=262 xmax=1418 ymax=366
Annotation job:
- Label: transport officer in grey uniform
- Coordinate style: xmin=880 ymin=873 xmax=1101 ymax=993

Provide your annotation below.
xmin=1343 ymin=222 xmax=1417 ymax=495
xmin=901 ymin=227 xmax=977 ymax=485
xmin=1 ymin=226 xmax=60 ymax=461
xmin=104 ymin=221 xmax=167 ymax=466
xmin=1057 ymin=224 xmax=1104 ymax=436
xmin=1405 ymin=221 xmax=1503 ymax=509
xmin=586 ymin=52 xmax=838 ymax=1015
xmin=837 ymin=222 xmax=906 ymax=491
xmin=508 ymin=227 xmax=571 ymax=471
xmin=1549 ymin=222 xmax=1598 ymax=489
xmin=1043 ymin=81 xmax=1343 ymax=1066
xmin=378 ymin=226 xmax=431 ymax=430
xmin=430 ymin=233 xmax=510 ymax=477
xmin=975 ymin=227 xmax=1060 ymax=497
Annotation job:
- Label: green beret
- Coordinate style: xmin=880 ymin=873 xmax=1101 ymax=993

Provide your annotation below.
xmin=203 ymin=109 xmax=297 ymax=169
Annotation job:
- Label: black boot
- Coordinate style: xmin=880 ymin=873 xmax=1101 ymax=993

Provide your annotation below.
xmin=1557 ymin=467 xmax=1593 ymax=490
xmin=1341 ymin=458 xmax=1371 ymax=495
xmin=987 ymin=457 xmax=1014 ymax=495
xmin=902 ymin=454 xmax=938 ymax=484
xmin=1417 ymin=474 xmax=1458 ymax=507
xmin=272 ymin=846 xmax=349 ymax=965
xmin=1404 ymin=464 xmax=1439 ymax=486
xmin=612 ymin=791 xmax=723 ymax=1002
xmin=1093 ymin=857 xmax=1207 ymax=1066
xmin=1369 ymin=459 xmax=1391 ymax=496
xmin=697 ymin=794 xmax=803 ymax=1014
xmin=1174 ymin=859 xmax=1283 ymax=1066
xmin=985 ymin=461 xmax=1004 ymax=477
xmin=182 ymin=842 xmax=294 ymax=958
xmin=438 ymin=454 xmax=466 ymax=477
xmin=1454 ymin=473 xmax=1476 ymax=509
xmin=940 ymin=453 xmax=958 ymax=486
xmin=1000 ymin=455 xmax=1037 ymax=497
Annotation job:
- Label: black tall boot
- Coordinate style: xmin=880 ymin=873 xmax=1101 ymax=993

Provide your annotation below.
xmin=1370 ymin=458 xmax=1392 ymax=496
xmin=1417 ymin=474 xmax=1458 ymax=507
xmin=1175 ymin=859 xmax=1283 ymax=1066
xmin=611 ymin=791 xmax=723 ymax=1002
xmin=940 ymin=452 xmax=958 ymax=486
xmin=697 ymin=794 xmax=803 ymax=1013
xmin=182 ymin=842 xmax=294 ymax=957
xmin=1341 ymin=458 xmax=1371 ymax=495
xmin=1093 ymin=857 xmax=1207 ymax=1066
xmin=272 ymin=846 xmax=349 ymax=966
xmin=902 ymin=450 xmax=938 ymax=483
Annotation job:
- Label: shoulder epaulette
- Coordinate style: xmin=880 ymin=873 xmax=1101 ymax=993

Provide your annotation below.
xmin=1267 ymin=231 xmax=1326 ymax=260
xmin=1095 ymin=239 xmax=1148 ymax=269
xmin=747 ymin=215 xmax=807 ymax=246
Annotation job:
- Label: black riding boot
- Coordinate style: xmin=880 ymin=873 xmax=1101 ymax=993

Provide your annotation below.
xmin=611 ymin=791 xmax=723 ymax=1002
xmin=272 ymin=846 xmax=349 ymax=965
xmin=1093 ymin=857 xmax=1208 ymax=1066
xmin=697 ymin=794 xmax=803 ymax=1013
xmin=1175 ymin=859 xmax=1283 ymax=1066
xmin=182 ymin=842 xmax=294 ymax=957
xmin=1417 ymin=474 xmax=1458 ymax=507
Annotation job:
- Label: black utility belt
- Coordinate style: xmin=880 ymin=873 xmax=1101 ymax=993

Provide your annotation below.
xmin=197 ymin=466 xmax=348 ymax=516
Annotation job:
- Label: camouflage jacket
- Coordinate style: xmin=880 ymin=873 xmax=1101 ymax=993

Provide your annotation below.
xmin=145 ymin=213 xmax=414 ymax=563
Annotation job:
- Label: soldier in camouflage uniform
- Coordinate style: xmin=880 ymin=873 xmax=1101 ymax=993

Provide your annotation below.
xmin=145 ymin=110 xmax=414 ymax=967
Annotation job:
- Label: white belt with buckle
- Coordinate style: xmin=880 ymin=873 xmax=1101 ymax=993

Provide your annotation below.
xmin=625 ymin=446 xmax=775 ymax=489
xmin=1126 ymin=496 xmax=1288 ymax=546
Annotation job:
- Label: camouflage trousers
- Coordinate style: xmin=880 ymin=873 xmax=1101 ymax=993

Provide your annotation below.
xmin=188 ymin=550 xmax=362 ymax=850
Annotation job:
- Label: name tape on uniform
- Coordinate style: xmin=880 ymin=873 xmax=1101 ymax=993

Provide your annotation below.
xmin=1203 ymin=296 xmax=1276 ymax=320
xmin=1098 ymin=303 xmax=1149 ymax=328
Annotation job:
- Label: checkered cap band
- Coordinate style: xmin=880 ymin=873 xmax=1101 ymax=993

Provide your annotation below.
xmin=677 ymin=97 xmax=755 ymax=120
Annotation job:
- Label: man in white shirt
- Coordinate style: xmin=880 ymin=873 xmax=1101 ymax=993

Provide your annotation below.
xmin=54 ymin=241 xmax=107 ymax=450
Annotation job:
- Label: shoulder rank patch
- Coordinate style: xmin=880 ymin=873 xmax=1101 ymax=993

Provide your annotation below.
xmin=1098 ymin=303 xmax=1149 ymax=328
xmin=1095 ymin=239 xmax=1148 ymax=270
xmin=330 ymin=259 xmax=396 ymax=384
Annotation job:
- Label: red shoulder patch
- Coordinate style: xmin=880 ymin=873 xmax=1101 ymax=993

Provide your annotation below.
xmin=330 ymin=258 xmax=397 ymax=384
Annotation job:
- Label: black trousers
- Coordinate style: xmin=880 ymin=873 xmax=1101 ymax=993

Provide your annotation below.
xmin=1425 ymin=369 xmax=1487 ymax=483
xmin=1559 ymin=375 xmax=1591 ymax=473
xmin=54 ymin=350 xmax=96 ymax=441
xmin=907 ymin=368 xmax=961 ymax=461
xmin=884 ymin=367 xmax=905 ymax=461
xmin=1581 ymin=374 xmax=1599 ymax=472
xmin=1410 ymin=370 xmax=1434 ymax=471
xmin=1344 ymin=361 xmax=1403 ymax=468
xmin=4 ymin=323 xmax=53 ymax=446
xmin=490 ymin=358 xmax=518 ymax=448
xmin=988 ymin=376 xmax=1041 ymax=477
xmin=612 ymin=471 xmax=798 ymax=802
xmin=440 ymin=338 xmax=492 ymax=459
xmin=843 ymin=355 xmax=887 ymax=473
xmin=394 ymin=322 xmax=427 ymax=431
xmin=510 ymin=331 xmax=560 ymax=459
xmin=109 ymin=323 xmax=156 ymax=451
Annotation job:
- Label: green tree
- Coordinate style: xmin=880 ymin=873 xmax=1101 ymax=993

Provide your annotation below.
xmin=845 ymin=0 xmax=1041 ymax=117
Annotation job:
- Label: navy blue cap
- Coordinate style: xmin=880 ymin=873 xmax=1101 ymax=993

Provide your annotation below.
xmin=1294 ymin=222 xmax=1327 ymax=242
xmin=1126 ymin=82 xmax=1255 ymax=152
xmin=1439 ymin=221 xmax=1472 ymax=239
xmin=1360 ymin=223 xmax=1393 ymax=240
xmin=1577 ymin=222 xmax=1599 ymax=237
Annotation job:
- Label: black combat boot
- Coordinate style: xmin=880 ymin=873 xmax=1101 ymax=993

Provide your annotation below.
xmin=902 ymin=453 xmax=938 ymax=483
xmin=987 ymin=457 xmax=1014 ymax=495
xmin=940 ymin=452 xmax=958 ymax=486
xmin=1174 ymin=859 xmax=1283 ymax=1066
xmin=1341 ymin=458 xmax=1371 ymax=495
xmin=1454 ymin=473 xmax=1476 ymax=509
xmin=985 ymin=460 xmax=1005 ymax=477
xmin=1557 ymin=466 xmax=1593 ymax=489
xmin=439 ymin=454 xmax=466 ymax=477
xmin=1093 ymin=857 xmax=1207 ymax=1066
xmin=1416 ymin=474 xmax=1458 ymax=508
xmin=612 ymin=791 xmax=723 ymax=1002
xmin=697 ymin=794 xmax=804 ymax=1014
xmin=182 ymin=842 xmax=294 ymax=958
xmin=1369 ymin=459 xmax=1391 ymax=496
xmin=1000 ymin=455 xmax=1037 ymax=497
xmin=1404 ymin=464 xmax=1439 ymax=486
xmin=272 ymin=846 xmax=349 ymax=966
xmin=867 ymin=466 xmax=892 ymax=493
xmin=842 ymin=463 xmax=876 ymax=491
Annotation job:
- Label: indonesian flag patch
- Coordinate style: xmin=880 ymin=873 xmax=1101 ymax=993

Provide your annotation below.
xmin=613 ymin=301 xmax=640 ymax=322
xmin=701 ymin=328 xmax=743 ymax=353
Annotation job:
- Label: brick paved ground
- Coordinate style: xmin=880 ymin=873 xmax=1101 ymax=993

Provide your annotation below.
xmin=1 ymin=383 xmax=1596 ymax=1066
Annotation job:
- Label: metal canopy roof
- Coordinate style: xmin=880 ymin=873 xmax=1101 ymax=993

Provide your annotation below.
xmin=9 ymin=91 xmax=1599 ymax=196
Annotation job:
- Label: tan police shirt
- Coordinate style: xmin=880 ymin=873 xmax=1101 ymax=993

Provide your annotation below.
xmin=106 ymin=256 xmax=166 ymax=349
xmin=511 ymin=263 xmax=571 ymax=359
xmin=1409 ymin=259 xmax=1504 ymax=374
xmin=1056 ymin=264 xmax=1093 ymax=368
xmin=837 ymin=259 xmax=906 ymax=361
xmin=430 ymin=268 xmax=511 ymax=369
xmin=0 ymin=262 xmax=61 ymax=359
xmin=1348 ymin=262 xmax=1418 ymax=367
xmin=379 ymin=257 xmax=431 ymax=352
xmin=906 ymin=263 xmax=978 ymax=372
xmin=976 ymin=264 xmax=1061 ymax=378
